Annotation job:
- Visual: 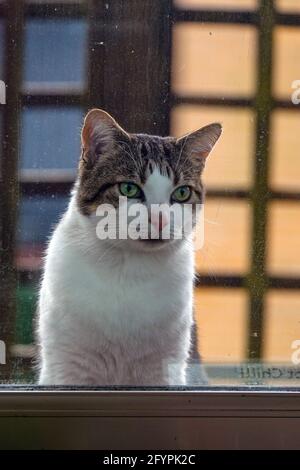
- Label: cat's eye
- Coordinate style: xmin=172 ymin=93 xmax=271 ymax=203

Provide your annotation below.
xmin=171 ymin=186 xmax=192 ymax=203
xmin=119 ymin=182 xmax=142 ymax=199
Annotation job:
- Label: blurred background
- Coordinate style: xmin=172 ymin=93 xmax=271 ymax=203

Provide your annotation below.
xmin=0 ymin=0 xmax=300 ymax=385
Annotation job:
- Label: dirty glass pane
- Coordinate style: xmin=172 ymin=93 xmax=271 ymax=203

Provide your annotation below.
xmin=0 ymin=0 xmax=300 ymax=391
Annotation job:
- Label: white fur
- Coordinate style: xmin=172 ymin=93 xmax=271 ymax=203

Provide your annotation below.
xmin=38 ymin=170 xmax=199 ymax=386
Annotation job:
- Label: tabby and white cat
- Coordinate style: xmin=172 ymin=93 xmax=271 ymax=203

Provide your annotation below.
xmin=37 ymin=109 xmax=222 ymax=385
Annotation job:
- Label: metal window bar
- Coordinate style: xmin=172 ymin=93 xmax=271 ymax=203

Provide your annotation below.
xmin=0 ymin=0 xmax=299 ymax=375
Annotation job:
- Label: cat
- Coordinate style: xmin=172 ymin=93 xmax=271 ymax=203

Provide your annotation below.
xmin=37 ymin=109 xmax=222 ymax=386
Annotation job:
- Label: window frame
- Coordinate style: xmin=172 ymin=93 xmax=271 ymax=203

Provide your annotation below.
xmin=1 ymin=388 xmax=300 ymax=449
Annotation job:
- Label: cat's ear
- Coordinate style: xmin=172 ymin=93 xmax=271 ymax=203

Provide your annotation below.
xmin=176 ymin=123 xmax=222 ymax=161
xmin=81 ymin=109 xmax=129 ymax=163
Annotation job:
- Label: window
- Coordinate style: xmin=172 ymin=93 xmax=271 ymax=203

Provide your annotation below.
xmin=1 ymin=0 xmax=300 ymax=450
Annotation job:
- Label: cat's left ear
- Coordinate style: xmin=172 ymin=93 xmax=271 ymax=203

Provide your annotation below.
xmin=176 ymin=123 xmax=222 ymax=161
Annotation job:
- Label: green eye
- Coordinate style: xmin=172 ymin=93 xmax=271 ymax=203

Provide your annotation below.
xmin=119 ymin=182 xmax=141 ymax=198
xmin=172 ymin=186 xmax=191 ymax=203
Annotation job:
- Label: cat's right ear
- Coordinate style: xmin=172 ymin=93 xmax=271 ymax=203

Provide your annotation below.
xmin=81 ymin=109 xmax=129 ymax=166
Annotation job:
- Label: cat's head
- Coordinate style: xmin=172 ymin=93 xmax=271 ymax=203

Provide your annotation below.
xmin=77 ymin=109 xmax=222 ymax=252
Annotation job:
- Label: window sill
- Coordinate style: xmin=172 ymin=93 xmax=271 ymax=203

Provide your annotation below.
xmin=0 ymin=388 xmax=300 ymax=449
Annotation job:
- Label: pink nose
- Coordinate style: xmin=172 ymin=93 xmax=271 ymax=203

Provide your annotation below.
xmin=151 ymin=212 xmax=169 ymax=232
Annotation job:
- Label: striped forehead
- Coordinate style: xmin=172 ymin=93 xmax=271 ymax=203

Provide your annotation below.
xmin=133 ymin=136 xmax=174 ymax=177
xmin=143 ymin=167 xmax=174 ymax=204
